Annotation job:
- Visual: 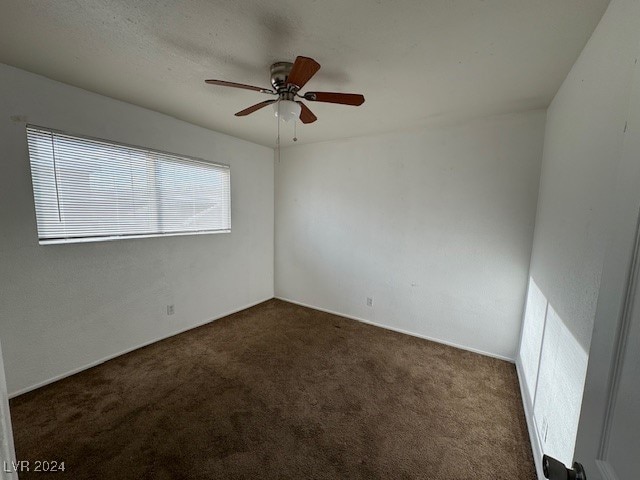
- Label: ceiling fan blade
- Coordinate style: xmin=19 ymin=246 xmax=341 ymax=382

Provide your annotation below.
xmin=303 ymin=92 xmax=365 ymax=106
xmin=235 ymin=100 xmax=277 ymax=116
xmin=205 ymin=79 xmax=274 ymax=94
xmin=297 ymin=102 xmax=317 ymax=124
xmin=287 ymin=56 xmax=321 ymax=89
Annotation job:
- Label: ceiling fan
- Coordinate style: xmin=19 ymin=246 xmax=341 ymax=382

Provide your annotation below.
xmin=205 ymin=56 xmax=365 ymax=124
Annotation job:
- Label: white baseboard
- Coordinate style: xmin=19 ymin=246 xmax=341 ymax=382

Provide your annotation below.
xmin=9 ymin=296 xmax=273 ymax=399
xmin=275 ymin=296 xmax=515 ymax=363
xmin=516 ymin=358 xmax=545 ymax=480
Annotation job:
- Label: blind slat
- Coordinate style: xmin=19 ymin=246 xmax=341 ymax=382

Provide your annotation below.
xmin=27 ymin=126 xmax=231 ymax=244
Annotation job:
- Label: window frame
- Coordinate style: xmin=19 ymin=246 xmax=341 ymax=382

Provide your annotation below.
xmin=26 ymin=125 xmax=231 ymax=245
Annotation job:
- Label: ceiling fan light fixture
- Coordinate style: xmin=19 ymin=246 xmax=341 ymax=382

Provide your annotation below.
xmin=206 ymin=56 xmax=364 ymax=125
xmin=273 ymin=99 xmax=301 ymax=122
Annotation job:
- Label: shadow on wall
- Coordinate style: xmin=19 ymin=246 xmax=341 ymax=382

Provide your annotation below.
xmin=519 ymin=278 xmax=589 ymax=467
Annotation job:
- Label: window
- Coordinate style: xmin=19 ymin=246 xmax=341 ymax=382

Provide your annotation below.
xmin=26 ymin=126 xmax=231 ymax=245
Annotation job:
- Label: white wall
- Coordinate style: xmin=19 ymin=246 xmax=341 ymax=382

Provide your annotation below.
xmin=0 ymin=63 xmax=274 ymax=396
xmin=275 ymin=110 xmax=545 ymax=360
xmin=517 ymin=0 xmax=640 ymax=473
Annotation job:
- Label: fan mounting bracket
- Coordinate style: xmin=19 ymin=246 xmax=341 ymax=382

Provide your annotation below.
xmin=270 ymin=62 xmax=299 ymax=94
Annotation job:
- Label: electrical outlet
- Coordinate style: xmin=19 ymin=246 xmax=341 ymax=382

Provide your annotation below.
xmin=166 ymin=304 xmax=175 ymax=316
xmin=366 ymin=297 xmax=373 ymax=307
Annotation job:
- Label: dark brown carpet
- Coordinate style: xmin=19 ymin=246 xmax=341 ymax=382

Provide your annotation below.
xmin=10 ymin=299 xmax=535 ymax=479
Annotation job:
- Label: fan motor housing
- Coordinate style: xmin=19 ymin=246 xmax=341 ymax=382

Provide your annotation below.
xmin=270 ymin=62 xmax=294 ymax=93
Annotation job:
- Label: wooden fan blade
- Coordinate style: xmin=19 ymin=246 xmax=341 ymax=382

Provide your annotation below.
xmin=235 ymin=100 xmax=277 ymax=116
xmin=287 ymin=56 xmax=321 ymax=89
xmin=304 ymin=92 xmax=365 ymax=106
xmin=297 ymin=102 xmax=317 ymax=124
xmin=205 ymin=79 xmax=274 ymax=94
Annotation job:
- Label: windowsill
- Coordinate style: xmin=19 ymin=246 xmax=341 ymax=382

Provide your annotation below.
xmin=38 ymin=229 xmax=231 ymax=245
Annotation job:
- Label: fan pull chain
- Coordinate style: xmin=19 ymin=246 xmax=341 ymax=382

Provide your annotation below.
xmin=276 ymin=101 xmax=281 ymax=163
xmin=293 ymin=120 xmax=298 ymax=142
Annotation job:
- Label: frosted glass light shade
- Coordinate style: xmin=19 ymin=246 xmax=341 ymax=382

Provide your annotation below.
xmin=273 ymin=100 xmax=301 ymax=122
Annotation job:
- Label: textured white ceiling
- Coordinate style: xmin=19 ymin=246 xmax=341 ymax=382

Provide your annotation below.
xmin=0 ymin=0 xmax=609 ymax=147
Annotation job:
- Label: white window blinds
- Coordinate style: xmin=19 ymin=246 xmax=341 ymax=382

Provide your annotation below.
xmin=26 ymin=126 xmax=231 ymax=245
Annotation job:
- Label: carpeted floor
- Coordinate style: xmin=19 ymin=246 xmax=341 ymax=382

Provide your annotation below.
xmin=10 ymin=299 xmax=536 ymax=479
